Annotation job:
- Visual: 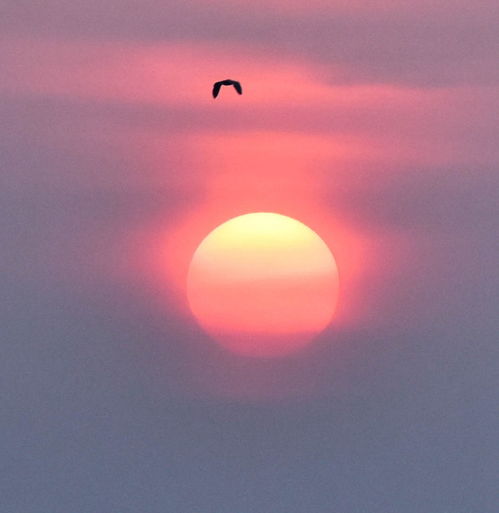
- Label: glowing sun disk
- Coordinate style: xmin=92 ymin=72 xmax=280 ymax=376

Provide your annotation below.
xmin=187 ymin=213 xmax=339 ymax=357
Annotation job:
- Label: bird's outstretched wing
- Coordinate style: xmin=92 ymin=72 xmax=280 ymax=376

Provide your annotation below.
xmin=212 ymin=81 xmax=222 ymax=98
xmin=233 ymin=81 xmax=242 ymax=95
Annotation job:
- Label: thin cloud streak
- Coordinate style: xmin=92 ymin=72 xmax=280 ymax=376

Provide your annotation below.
xmin=2 ymin=1 xmax=498 ymax=86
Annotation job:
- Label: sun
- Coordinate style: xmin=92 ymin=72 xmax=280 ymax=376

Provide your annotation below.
xmin=187 ymin=213 xmax=339 ymax=357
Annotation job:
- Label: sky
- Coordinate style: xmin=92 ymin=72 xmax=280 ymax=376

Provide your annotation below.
xmin=1 ymin=1 xmax=498 ymax=511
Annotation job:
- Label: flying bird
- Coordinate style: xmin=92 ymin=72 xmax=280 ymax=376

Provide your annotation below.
xmin=212 ymin=79 xmax=243 ymax=98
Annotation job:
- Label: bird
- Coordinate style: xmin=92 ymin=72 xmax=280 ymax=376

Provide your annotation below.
xmin=212 ymin=79 xmax=243 ymax=98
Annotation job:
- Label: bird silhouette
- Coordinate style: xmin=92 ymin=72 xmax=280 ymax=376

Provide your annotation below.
xmin=212 ymin=79 xmax=243 ymax=98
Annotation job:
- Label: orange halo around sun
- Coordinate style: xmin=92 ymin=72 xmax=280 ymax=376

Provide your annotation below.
xmin=187 ymin=212 xmax=339 ymax=357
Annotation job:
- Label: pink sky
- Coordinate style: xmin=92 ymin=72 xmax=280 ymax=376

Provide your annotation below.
xmin=1 ymin=0 xmax=498 ymax=387
xmin=1 ymin=2 xmax=498 ymax=512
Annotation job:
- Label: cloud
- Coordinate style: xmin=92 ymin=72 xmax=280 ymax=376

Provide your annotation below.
xmin=2 ymin=0 xmax=498 ymax=87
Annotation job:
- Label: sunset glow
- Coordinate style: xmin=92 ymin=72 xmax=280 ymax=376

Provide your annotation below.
xmin=187 ymin=213 xmax=339 ymax=357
